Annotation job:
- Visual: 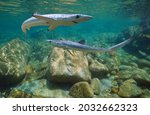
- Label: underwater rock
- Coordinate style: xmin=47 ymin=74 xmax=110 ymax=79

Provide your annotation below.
xmin=25 ymin=64 xmax=33 ymax=75
xmin=8 ymin=89 xmax=36 ymax=98
xmin=119 ymin=68 xmax=150 ymax=86
xmin=111 ymin=81 xmax=119 ymax=94
xmin=129 ymin=62 xmax=138 ymax=68
xmin=69 ymin=81 xmax=94 ymax=98
xmin=119 ymin=65 xmax=132 ymax=71
xmin=136 ymin=58 xmax=150 ymax=68
xmin=105 ymin=58 xmax=120 ymax=75
xmin=130 ymin=68 xmax=150 ymax=86
xmin=89 ymin=60 xmax=108 ymax=78
xmin=97 ymin=78 xmax=113 ymax=97
xmin=24 ymin=60 xmax=48 ymax=82
xmin=100 ymin=78 xmax=113 ymax=92
xmin=97 ymin=93 xmax=120 ymax=98
xmin=0 ymin=39 xmax=30 ymax=87
xmin=30 ymin=40 xmax=52 ymax=61
xmin=118 ymin=79 xmax=142 ymax=98
xmin=9 ymin=79 xmax=70 ymax=98
xmin=48 ymin=47 xmax=91 ymax=83
xmin=140 ymin=89 xmax=150 ymax=98
xmin=90 ymin=78 xmax=100 ymax=95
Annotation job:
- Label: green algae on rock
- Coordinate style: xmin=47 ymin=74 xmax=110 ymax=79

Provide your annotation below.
xmin=69 ymin=81 xmax=94 ymax=98
xmin=48 ymin=47 xmax=91 ymax=83
xmin=0 ymin=39 xmax=30 ymax=87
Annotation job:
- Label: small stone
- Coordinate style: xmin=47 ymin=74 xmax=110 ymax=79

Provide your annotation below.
xmin=69 ymin=82 xmax=94 ymax=98
xmin=119 ymin=68 xmax=150 ymax=86
xmin=90 ymin=78 xmax=100 ymax=95
xmin=111 ymin=81 xmax=119 ymax=93
xmin=119 ymin=65 xmax=132 ymax=71
xmin=8 ymin=89 xmax=33 ymax=98
xmin=118 ymin=79 xmax=142 ymax=97
xmin=111 ymin=87 xmax=119 ymax=93
xmin=140 ymin=89 xmax=150 ymax=98
xmin=137 ymin=59 xmax=150 ymax=68
xmin=89 ymin=60 xmax=108 ymax=78
xmin=129 ymin=62 xmax=138 ymax=68
xmin=111 ymin=71 xmax=117 ymax=75
xmin=131 ymin=68 xmax=150 ymax=86
xmin=25 ymin=65 xmax=33 ymax=75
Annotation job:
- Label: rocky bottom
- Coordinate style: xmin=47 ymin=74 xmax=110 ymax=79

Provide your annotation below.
xmin=0 ymin=35 xmax=150 ymax=98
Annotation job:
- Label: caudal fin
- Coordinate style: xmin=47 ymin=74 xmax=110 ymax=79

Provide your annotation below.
xmin=108 ymin=38 xmax=133 ymax=52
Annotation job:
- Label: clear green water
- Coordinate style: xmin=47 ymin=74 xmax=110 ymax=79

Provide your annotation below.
xmin=0 ymin=0 xmax=150 ymax=98
xmin=0 ymin=0 xmax=144 ymax=42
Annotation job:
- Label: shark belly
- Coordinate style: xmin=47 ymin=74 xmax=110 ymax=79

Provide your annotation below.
xmin=58 ymin=20 xmax=76 ymax=26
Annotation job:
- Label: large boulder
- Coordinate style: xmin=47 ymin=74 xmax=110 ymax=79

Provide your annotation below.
xmin=47 ymin=47 xmax=91 ymax=83
xmin=0 ymin=39 xmax=29 ymax=87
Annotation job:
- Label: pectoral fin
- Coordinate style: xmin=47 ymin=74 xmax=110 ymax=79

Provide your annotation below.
xmin=48 ymin=25 xmax=58 ymax=31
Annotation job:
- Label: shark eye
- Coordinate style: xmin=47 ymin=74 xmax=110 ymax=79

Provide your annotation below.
xmin=76 ymin=15 xmax=80 ymax=19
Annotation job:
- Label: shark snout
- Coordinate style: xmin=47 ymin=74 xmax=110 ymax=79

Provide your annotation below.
xmin=85 ymin=15 xmax=93 ymax=20
xmin=75 ymin=15 xmax=93 ymax=23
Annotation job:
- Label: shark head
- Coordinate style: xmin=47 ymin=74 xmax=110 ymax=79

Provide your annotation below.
xmin=70 ymin=14 xmax=93 ymax=23
xmin=47 ymin=39 xmax=64 ymax=47
xmin=47 ymin=39 xmax=77 ymax=49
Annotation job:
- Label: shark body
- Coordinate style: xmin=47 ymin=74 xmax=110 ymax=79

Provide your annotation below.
xmin=21 ymin=13 xmax=92 ymax=33
xmin=47 ymin=38 xmax=133 ymax=53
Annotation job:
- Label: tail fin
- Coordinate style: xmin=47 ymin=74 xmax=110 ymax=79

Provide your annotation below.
xmin=108 ymin=38 xmax=133 ymax=52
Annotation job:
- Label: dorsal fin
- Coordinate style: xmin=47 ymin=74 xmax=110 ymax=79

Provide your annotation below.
xmin=78 ymin=39 xmax=85 ymax=44
xmin=33 ymin=13 xmax=56 ymax=22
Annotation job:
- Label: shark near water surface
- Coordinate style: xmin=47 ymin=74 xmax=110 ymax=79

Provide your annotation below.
xmin=21 ymin=13 xmax=92 ymax=33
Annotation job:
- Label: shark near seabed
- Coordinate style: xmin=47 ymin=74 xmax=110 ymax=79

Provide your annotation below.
xmin=21 ymin=13 xmax=92 ymax=33
xmin=47 ymin=38 xmax=133 ymax=53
